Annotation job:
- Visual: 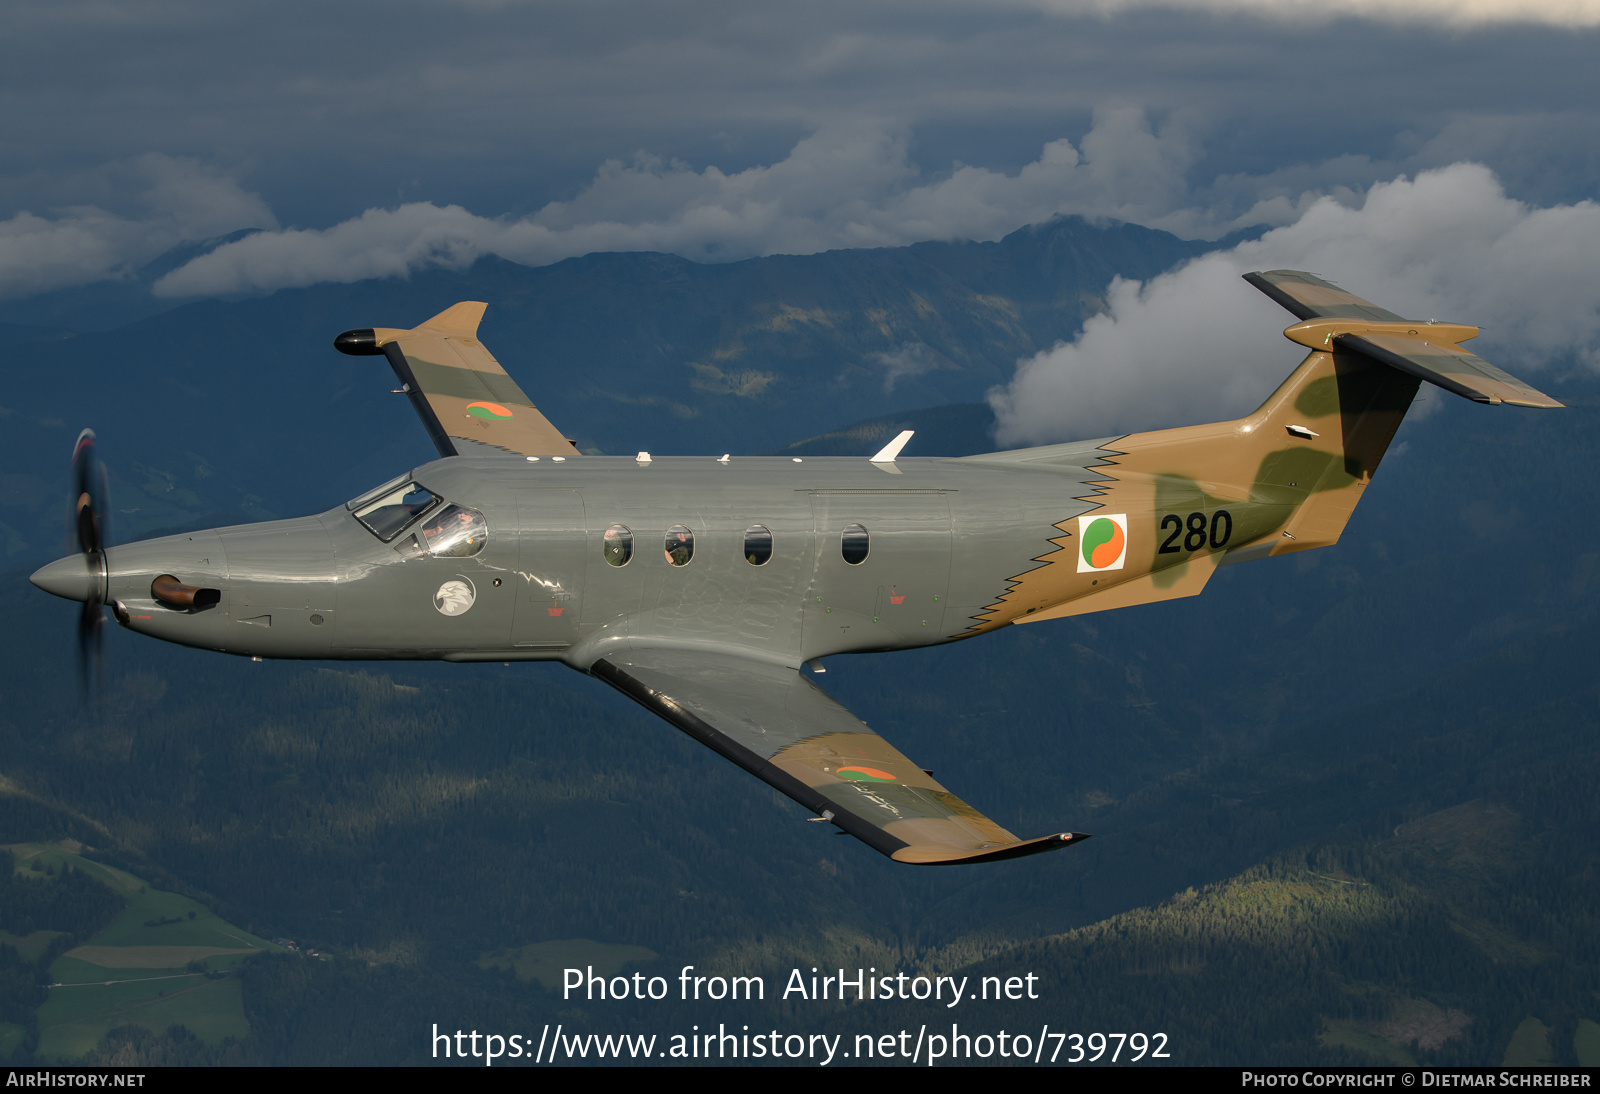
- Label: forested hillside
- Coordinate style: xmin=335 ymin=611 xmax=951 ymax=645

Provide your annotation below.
xmin=1 ymin=223 xmax=1595 ymax=1065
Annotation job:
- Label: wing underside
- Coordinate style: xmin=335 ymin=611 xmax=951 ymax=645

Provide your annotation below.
xmin=592 ymin=648 xmax=1087 ymax=865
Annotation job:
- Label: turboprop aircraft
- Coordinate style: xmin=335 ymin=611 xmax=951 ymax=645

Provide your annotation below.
xmin=30 ymin=270 xmax=1561 ymax=865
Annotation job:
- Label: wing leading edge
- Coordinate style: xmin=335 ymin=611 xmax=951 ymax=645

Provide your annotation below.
xmin=334 ymin=302 xmax=581 ymax=458
xmin=592 ymin=647 xmax=1088 ymax=865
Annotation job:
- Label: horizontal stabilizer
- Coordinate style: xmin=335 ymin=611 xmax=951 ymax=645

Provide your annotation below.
xmin=1334 ymin=332 xmax=1562 ymax=409
xmin=1246 ymin=270 xmax=1563 ymax=409
xmin=1243 ymin=269 xmax=1406 ymax=322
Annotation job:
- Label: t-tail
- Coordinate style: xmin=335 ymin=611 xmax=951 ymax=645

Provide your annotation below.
xmin=981 ymin=270 xmax=1562 ymax=626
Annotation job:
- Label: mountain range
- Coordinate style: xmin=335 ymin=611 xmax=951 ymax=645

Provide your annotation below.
xmin=2 ymin=217 xmax=1596 ymax=1065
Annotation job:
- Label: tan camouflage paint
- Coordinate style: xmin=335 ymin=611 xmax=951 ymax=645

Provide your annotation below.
xmin=373 ymin=303 xmax=581 ymax=457
xmin=968 ymin=344 xmax=1419 ymax=631
xmin=964 ymin=269 xmax=1562 ymax=633
xmin=1253 ymin=269 xmax=1561 ymax=408
xmin=769 ymin=729 xmax=1030 ymax=862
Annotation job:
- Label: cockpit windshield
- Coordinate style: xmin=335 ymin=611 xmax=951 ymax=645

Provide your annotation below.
xmin=353 ymin=482 xmax=442 ymax=541
xmin=418 ymin=504 xmax=488 ymax=557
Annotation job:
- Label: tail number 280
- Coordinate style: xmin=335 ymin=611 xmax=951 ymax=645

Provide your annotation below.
xmin=1158 ymin=510 xmax=1232 ymax=554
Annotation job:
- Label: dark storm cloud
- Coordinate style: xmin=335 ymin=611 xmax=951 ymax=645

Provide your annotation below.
xmin=2 ymin=1 xmax=1596 ymax=215
xmin=0 ymin=1 xmax=1595 ymax=299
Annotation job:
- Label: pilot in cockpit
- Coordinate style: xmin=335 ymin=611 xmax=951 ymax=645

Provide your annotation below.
xmin=421 ymin=505 xmax=488 ymax=557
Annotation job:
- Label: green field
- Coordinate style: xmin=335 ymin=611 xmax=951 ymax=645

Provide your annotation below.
xmin=1319 ymin=1019 xmax=1418 ymax=1066
xmin=1502 ymin=1018 xmax=1555 ymax=1067
xmin=0 ymin=929 xmax=65 ymax=964
xmin=51 ymin=952 xmax=260 ymax=985
xmin=36 ymin=975 xmax=247 ymax=1060
xmin=1575 ymin=1019 xmax=1600 ymax=1067
xmin=6 ymin=841 xmax=282 ymax=1060
xmin=479 ymin=938 xmax=658 ymax=991
xmin=0 ymin=1024 xmax=27 ymax=1059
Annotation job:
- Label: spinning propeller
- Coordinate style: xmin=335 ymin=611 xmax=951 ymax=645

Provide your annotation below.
xmin=67 ymin=429 xmax=109 ymax=699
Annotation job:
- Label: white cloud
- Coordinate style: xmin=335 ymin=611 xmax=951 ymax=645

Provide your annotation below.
xmin=0 ymin=155 xmax=275 ymax=299
xmin=154 ymin=110 xmax=1208 ymax=297
xmin=989 ymin=163 xmax=1600 ymax=447
xmin=872 ymin=342 xmax=948 ymax=393
xmin=1035 ymin=0 xmax=1600 ymax=28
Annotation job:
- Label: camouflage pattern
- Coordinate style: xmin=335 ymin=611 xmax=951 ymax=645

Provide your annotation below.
xmin=30 ymin=272 xmax=1559 ymax=864
xmin=596 ymin=648 xmax=1081 ymax=864
xmin=1247 ymin=270 xmax=1562 ymax=409
xmin=361 ymin=302 xmax=580 ymax=457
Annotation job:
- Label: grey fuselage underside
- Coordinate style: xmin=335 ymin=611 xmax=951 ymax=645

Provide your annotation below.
xmin=102 ymin=452 xmax=1114 ymax=668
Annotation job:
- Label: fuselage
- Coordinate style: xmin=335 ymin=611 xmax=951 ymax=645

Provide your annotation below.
xmin=65 ymin=451 xmax=1122 ymax=669
xmin=28 ymin=274 xmax=1539 ymax=866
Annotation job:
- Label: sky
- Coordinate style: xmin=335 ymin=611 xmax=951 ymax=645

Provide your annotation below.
xmin=3 ymin=0 xmax=1598 ymax=441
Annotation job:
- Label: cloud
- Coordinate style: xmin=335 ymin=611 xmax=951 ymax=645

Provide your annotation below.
xmin=0 ymin=155 xmax=275 ymax=299
xmin=872 ymin=342 xmax=949 ymax=393
xmin=154 ymin=110 xmax=1210 ymax=297
xmin=989 ymin=163 xmax=1600 ymax=447
xmin=1036 ymin=0 xmax=1600 ymax=28
xmin=3 ymin=0 xmax=1596 ymax=252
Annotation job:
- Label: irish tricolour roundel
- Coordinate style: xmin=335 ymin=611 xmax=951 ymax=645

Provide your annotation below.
xmin=466 ymin=401 xmax=513 ymax=420
xmin=1077 ymin=514 xmax=1128 ymax=573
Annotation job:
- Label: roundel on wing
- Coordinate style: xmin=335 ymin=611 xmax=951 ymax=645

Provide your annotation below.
xmin=467 ymin=401 xmax=513 ymax=420
xmin=1076 ymin=514 xmax=1128 ymax=572
xmin=837 ymin=766 xmax=896 ymax=782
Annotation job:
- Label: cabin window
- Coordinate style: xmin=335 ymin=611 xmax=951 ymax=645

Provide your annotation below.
xmin=603 ymin=525 xmax=633 ymax=567
xmin=744 ymin=525 xmax=773 ymax=566
xmin=841 ymin=524 xmax=869 ymax=565
xmin=665 ymin=525 xmax=695 ymax=566
xmin=353 ymin=482 xmax=441 ymax=541
xmin=420 ymin=505 xmax=488 ymax=557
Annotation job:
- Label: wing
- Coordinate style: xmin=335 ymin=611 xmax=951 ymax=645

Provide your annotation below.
xmin=334 ymin=302 xmax=581 ymax=458
xmin=591 ymin=647 xmax=1088 ymax=865
xmin=1245 ymin=270 xmax=1563 ymax=409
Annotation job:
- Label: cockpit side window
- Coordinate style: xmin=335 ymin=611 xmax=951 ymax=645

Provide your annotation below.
xmin=346 ymin=473 xmax=410 ymax=512
xmin=354 ymin=482 xmax=442 ymax=541
xmin=420 ymin=504 xmax=488 ymax=558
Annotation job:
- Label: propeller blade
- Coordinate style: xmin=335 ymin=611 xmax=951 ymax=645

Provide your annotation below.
xmin=77 ymin=596 xmax=104 ymax=703
xmin=71 ymin=429 xmax=105 ymax=556
xmin=68 ymin=428 xmax=110 ymax=706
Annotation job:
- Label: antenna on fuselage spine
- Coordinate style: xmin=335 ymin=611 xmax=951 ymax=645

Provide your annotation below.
xmin=869 ymin=430 xmax=914 ymax=463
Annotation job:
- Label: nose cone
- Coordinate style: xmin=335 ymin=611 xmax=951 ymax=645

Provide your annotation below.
xmin=31 ymin=554 xmax=102 ymax=603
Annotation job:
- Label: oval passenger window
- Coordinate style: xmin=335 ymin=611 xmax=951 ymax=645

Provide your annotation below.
xmin=665 ymin=525 xmax=695 ymax=567
xmin=744 ymin=525 xmax=773 ymax=566
xmin=603 ymin=525 xmax=633 ymax=567
xmin=841 ymin=524 xmax=869 ymax=565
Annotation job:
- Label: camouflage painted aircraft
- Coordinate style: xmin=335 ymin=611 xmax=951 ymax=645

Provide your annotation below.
xmin=30 ymin=271 xmax=1561 ymax=865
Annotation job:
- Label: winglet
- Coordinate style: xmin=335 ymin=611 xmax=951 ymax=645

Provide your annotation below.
xmin=416 ymin=301 xmax=488 ymax=340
